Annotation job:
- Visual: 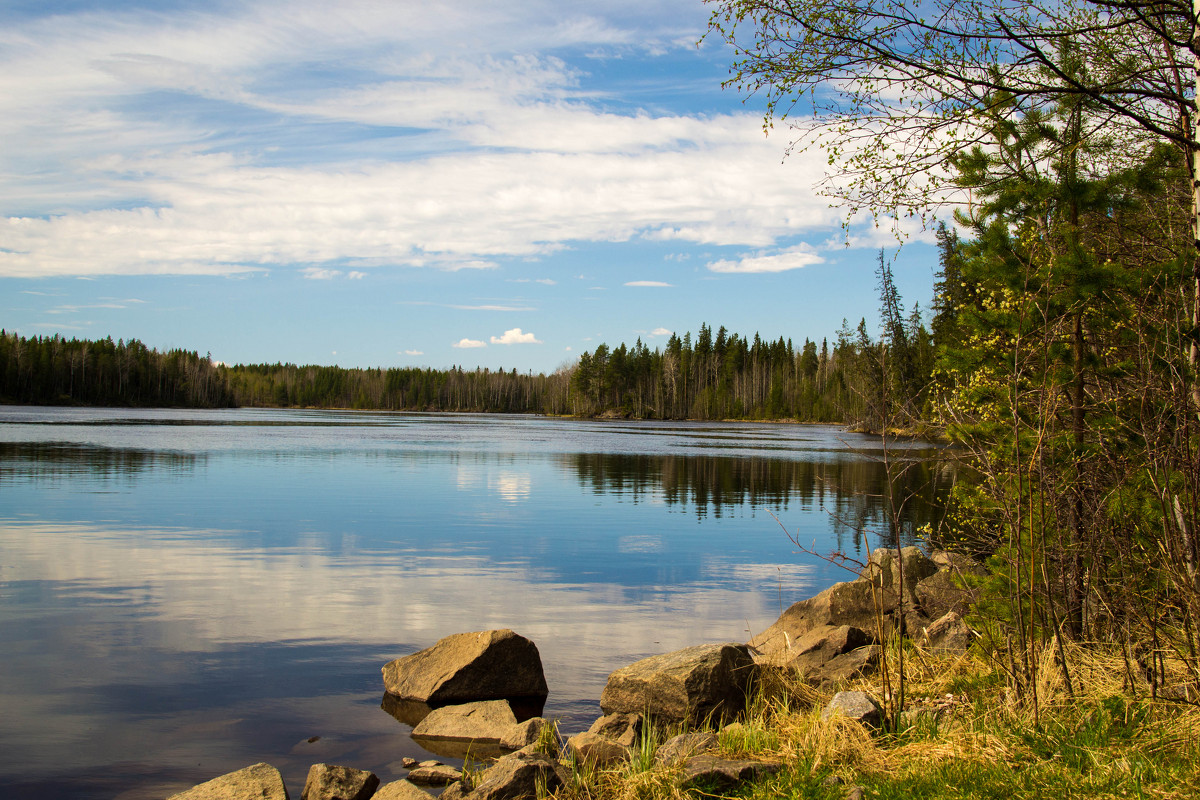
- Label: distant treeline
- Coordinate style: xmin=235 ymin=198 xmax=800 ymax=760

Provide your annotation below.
xmin=1 ymin=307 xmax=935 ymax=423
xmin=0 ymin=331 xmax=233 ymax=408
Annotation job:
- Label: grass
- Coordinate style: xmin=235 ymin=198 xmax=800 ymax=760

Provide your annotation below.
xmin=550 ymin=641 xmax=1200 ymax=800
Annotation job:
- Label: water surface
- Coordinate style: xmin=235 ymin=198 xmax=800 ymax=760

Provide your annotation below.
xmin=0 ymin=408 xmax=952 ymax=799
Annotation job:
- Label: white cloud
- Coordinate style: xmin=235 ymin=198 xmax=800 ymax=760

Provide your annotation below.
xmin=625 ymin=280 xmax=671 ymax=287
xmin=0 ymin=1 xmax=859 ymax=280
xmin=650 ymin=327 xmax=671 ymax=336
xmin=452 ymin=338 xmax=486 ymax=349
xmin=347 ymin=271 xmax=366 ymax=280
xmin=706 ymin=244 xmax=825 ymax=274
xmin=303 ymin=267 xmax=342 ymax=280
xmin=490 ymin=328 xmax=542 ymax=345
xmin=403 ymin=349 xmax=424 ymax=356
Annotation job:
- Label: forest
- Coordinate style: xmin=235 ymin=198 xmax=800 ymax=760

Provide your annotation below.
xmin=0 ymin=260 xmax=934 ymax=425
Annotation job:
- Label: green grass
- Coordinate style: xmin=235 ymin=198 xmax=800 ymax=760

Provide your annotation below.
xmin=552 ymin=643 xmax=1200 ymax=800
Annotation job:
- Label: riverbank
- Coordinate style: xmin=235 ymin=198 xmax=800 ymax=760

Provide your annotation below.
xmin=580 ymin=641 xmax=1200 ymax=800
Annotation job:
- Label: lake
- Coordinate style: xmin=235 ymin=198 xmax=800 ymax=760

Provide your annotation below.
xmin=0 ymin=407 xmax=953 ymax=799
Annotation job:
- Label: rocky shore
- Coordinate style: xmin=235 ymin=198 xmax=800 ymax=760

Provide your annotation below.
xmin=167 ymin=547 xmax=980 ymax=800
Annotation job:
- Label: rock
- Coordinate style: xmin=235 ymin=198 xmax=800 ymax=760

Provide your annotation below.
xmin=588 ymin=712 xmax=643 ymax=748
xmin=456 ymin=751 xmax=570 ymax=800
xmin=407 ymin=764 xmax=463 ymax=786
xmin=400 ymin=758 xmax=419 ymax=769
xmin=411 ymin=699 xmax=519 ymax=743
xmin=846 ymin=785 xmax=866 ymax=800
xmin=822 ymin=691 xmax=883 ymax=727
xmin=931 ymin=549 xmax=986 ymax=575
xmin=802 ymin=645 xmax=881 ymax=687
xmin=167 ymin=763 xmax=290 ymax=800
xmin=653 ymin=731 xmax=718 ymax=766
xmin=920 ymin=611 xmax=974 ymax=653
xmin=382 ymin=630 xmax=548 ymax=706
xmin=915 ymin=569 xmax=979 ymax=620
xmin=781 ymin=624 xmax=875 ymax=674
xmin=566 ymin=731 xmax=631 ymax=766
xmin=861 ymin=547 xmax=938 ymax=602
xmin=599 ymin=643 xmax=757 ymax=725
xmin=301 ymin=763 xmax=380 ymax=800
xmin=374 ymin=780 xmax=433 ymax=800
xmin=678 ymin=755 xmax=783 ymax=792
xmin=750 ymin=580 xmax=890 ymax=656
xmin=499 ymin=717 xmax=553 ymax=751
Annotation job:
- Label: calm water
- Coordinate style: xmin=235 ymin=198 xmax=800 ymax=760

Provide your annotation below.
xmin=0 ymin=407 xmax=953 ymax=799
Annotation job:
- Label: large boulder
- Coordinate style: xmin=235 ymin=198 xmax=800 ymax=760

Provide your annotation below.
xmin=167 ymin=763 xmax=290 ymax=800
xmin=599 ymin=643 xmax=757 ymax=726
xmin=300 ymin=764 xmax=379 ymax=800
xmin=411 ymin=699 xmax=519 ymax=743
xmin=750 ymin=580 xmax=886 ymax=656
xmin=751 ymin=549 xmax=938 ymax=657
xmin=382 ymin=630 xmax=548 ymax=706
xmin=588 ymin=712 xmax=643 ymax=748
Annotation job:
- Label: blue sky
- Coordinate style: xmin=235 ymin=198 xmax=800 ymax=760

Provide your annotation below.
xmin=1 ymin=0 xmax=940 ymax=373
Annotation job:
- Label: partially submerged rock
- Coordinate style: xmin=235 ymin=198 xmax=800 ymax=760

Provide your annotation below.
xmin=300 ymin=763 xmax=379 ymax=800
xmin=599 ymin=643 xmax=757 ymax=725
xmin=411 ymin=699 xmax=519 ymax=743
xmin=406 ymin=764 xmax=463 ymax=786
xmin=167 ymin=763 xmax=290 ymax=800
xmin=383 ymin=630 xmax=548 ymax=706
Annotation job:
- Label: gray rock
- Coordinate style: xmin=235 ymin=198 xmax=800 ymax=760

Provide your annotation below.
xmin=599 ymin=643 xmax=757 ymax=725
xmin=822 ymin=691 xmax=883 ymax=727
xmin=931 ymin=549 xmax=986 ymax=575
xmin=846 ymin=785 xmax=866 ymax=800
xmin=374 ymin=780 xmax=433 ymax=800
xmin=167 ymin=763 xmax=290 ymax=800
xmin=915 ymin=569 xmax=979 ymax=620
xmin=499 ymin=717 xmax=553 ymax=751
xmin=411 ymin=699 xmax=518 ymax=744
xmin=861 ymin=547 xmax=938 ymax=602
xmin=382 ymin=630 xmax=548 ymax=705
xmin=566 ymin=731 xmax=631 ymax=766
xmin=750 ymin=580 xmax=891 ymax=656
xmin=653 ymin=731 xmax=718 ymax=766
xmin=802 ymin=645 xmax=881 ymax=687
xmin=921 ymin=611 xmax=974 ymax=653
xmin=456 ymin=751 xmax=570 ymax=800
xmin=301 ymin=763 xmax=380 ymax=800
xmin=407 ymin=764 xmax=463 ymax=786
xmin=678 ymin=755 xmax=783 ymax=792
xmin=587 ymin=712 xmax=643 ymax=748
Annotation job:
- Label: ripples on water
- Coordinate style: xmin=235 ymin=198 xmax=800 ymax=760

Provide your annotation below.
xmin=0 ymin=408 xmax=954 ymax=800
